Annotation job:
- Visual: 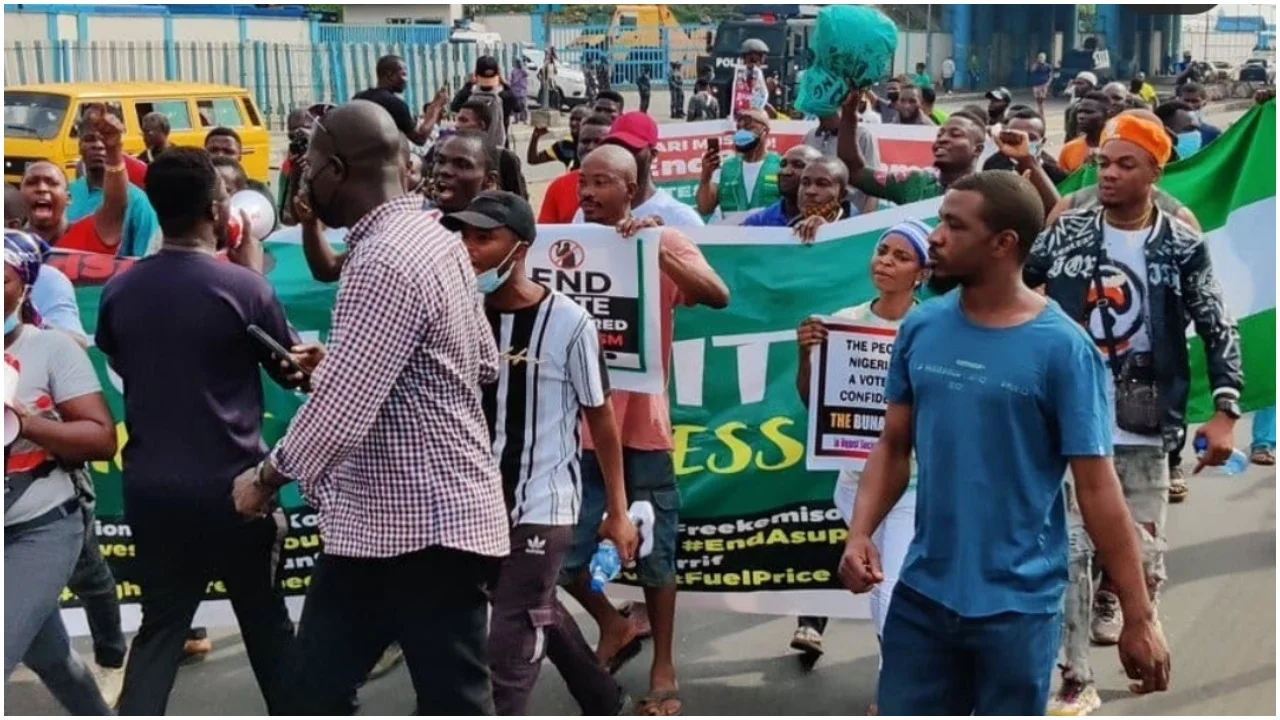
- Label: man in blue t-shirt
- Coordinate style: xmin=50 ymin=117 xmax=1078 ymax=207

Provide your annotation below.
xmin=838 ymin=171 xmax=1170 ymax=715
xmin=66 ymin=116 xmax=160 ymax=257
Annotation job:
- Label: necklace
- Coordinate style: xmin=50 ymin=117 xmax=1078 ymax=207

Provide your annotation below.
xmin=1104 ymin=203 xmax=1155 ymax=230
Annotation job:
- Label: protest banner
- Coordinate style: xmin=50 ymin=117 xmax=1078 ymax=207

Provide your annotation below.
xmin=804 ymin=317 xmax=897 ymax=473
xmin=526 ymin=224 xmax=664 ymax=393
xmin=55 ymin=103 xmax=1275 ymax=631
xmin=654 ymin=119 xmax=938 ymax=206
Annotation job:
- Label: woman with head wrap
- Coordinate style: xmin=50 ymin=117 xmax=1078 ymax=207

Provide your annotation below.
xmin=789 ymin=220 xmax=931 ymax=712
xmin=4 ymin=229 xmax=117 ymax=715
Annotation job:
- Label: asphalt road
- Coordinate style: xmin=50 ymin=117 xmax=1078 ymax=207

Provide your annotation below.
xmin=6 ymin=416 xmax=1275 ymax=716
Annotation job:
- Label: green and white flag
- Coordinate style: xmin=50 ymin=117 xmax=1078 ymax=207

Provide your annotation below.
xmin=1059 ymin=100 xmax=1276 ymax=419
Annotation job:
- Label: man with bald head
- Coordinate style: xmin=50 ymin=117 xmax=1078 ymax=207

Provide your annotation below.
xmin=566 ymin=142 xmax=729 ymax=716
xmin=1026 ymin=112 xmax=1239 ymax=715
xmin=742 ymin=144 xmax=822 ymax=226
xmin=573 ymin=112 xmax=704 ymax=226
xmin=235 ymin=100 xmax=509 ymax=714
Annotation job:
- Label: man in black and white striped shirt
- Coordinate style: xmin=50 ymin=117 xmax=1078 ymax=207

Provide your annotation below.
xmin=443 ymin=191 xmax=639 ymax=715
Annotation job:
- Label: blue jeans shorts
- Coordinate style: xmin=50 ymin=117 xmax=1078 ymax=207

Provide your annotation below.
xmin=559 ymin=449 xmax=679 ymax=588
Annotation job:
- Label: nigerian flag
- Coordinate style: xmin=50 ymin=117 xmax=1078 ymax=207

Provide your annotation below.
xmin=1059 ymin=101 xmax=1277 ymax=420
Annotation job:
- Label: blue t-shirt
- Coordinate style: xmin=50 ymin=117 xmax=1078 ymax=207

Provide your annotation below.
xmin=887 ymin=291 xmax=1112 ymax=617
xmin=1030 ymin=62 xmax=1053 ymax=86
xmin=67 ymin=178 xmax=160 ymax=258
xmin=741 ymin=200 xmax=791 ymax=227
xmin=30 ymin=264 xmax=86 ymax=340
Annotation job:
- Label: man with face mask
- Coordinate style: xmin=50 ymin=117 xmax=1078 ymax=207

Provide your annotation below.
xmin=443 ymin=190 xmax=638 ymax=716
xmin=539 ymin=113 xmax=612 ymax=224
xmin=1175 ymin=82 xmax=1222 ymax=147
xmin=566 ymin=144 xmax=728 ymax=717
xmin=233 ymin=100 xmax=508 ymax=715
xmin=983 ymin=107 xmax=1068 ymax=184
xmin=741 ymin=144 xmax=823 ymax=226
xmin=696 ymin=108 xmax=781 ymax=218
xmin=869 ymin=78 xmax=903 ymax=123
xmin=1155 ymin=100 xmax=1203 ymax=161
xmin=97 ymin=147 xmax=295 ymax=715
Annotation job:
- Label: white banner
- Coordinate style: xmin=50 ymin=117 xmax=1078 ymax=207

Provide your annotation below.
xmin=806 ymin=317 xmax=898 ymax=473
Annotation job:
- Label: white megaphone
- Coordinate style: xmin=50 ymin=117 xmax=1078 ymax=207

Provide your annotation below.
xmin=227 ymin=190 xmax=277 ymax=247
xmin=4 ymin=358 xmax=20 ymax=447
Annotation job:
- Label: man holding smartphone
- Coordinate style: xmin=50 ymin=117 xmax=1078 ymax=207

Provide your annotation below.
xmin=96 ymin=148 xmax=299 ymax=714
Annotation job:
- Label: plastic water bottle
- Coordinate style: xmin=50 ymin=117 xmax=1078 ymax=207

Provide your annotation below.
xmin=587 ymin=501 xmax=656 ymax=593
xmin=1193 ymin=435 xmax=1249 ymax=476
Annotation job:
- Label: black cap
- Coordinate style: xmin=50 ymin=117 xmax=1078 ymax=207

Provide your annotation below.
xmin=476 ymin=55 xmax=500 ymax=77
xmin=441 ymin=191 xmax=536 ymax=244
xmin=986 ymin=87 xmax=1013 ymax=103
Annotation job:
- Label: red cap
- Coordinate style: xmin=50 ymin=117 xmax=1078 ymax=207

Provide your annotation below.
xmin=603 ymin=111 xmax=658 ymax=152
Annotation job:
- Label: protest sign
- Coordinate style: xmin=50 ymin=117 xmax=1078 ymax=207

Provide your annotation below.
xmin=526 ymin=225 xmax=664 ymax=393
xmin=653 ymin=119 xmax=938 ymax=206
xmin=805 ymin=318 xmax=897 ymax=473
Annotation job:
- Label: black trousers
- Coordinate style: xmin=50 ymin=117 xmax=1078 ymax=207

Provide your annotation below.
xmin=66 ymin=497 xmax=126 ymax=669
xmin=117 ymin=510 xmax=293 ymax=715
xmin=639 ymin=90 xmax=651 ymax=113
xmin=279 ymin=545 xmax=500 ymax=715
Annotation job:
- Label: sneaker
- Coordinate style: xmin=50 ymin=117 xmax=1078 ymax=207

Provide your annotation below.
xmin=1090 ymin=590 xmax=1122 ymax=646
xmin=789 ymin=625 xmax=824 ymax=657
xmin=1047 ymin=680 xmax=1101 ymax=715
xmin=92 ymin=664 xmax=125 ymax=708
xmin=1169 ymin=465 xmax=1189 ymax=503
xmin=367 ymin=644 xmax=405 ymax=680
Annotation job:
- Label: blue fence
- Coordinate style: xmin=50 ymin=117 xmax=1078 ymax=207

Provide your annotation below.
xmin=314 ymin=23 xmax=450 ymax=47
xmin=547 ymin=23 xmax=715 ymax=87
xmin=4 ymin=39 xmax=526 ymax=131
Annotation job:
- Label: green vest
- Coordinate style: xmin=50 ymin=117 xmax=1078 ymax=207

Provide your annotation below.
xmin=719 ymin=153 xmax=782 ymax=213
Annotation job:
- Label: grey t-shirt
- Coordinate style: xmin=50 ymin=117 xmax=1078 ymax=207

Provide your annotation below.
xmin=5 ymin=325 xmax=101 ymax=525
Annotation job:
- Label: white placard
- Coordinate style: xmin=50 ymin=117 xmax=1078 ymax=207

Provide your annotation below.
xmin=805 ymin=316 xmax=898 ymax=472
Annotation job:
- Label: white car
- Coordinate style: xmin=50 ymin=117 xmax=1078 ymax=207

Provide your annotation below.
xmin=522 ymin=48 xmax=588 ymax=110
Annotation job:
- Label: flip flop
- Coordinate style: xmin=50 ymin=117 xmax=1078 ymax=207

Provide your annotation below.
xmin=605 ymin=635 xmax=644 ymax=675
xmin=637 ymin=689 xmax=683 ymax=716
xmin=1250 ymin=447 xmax=1276 ymax=466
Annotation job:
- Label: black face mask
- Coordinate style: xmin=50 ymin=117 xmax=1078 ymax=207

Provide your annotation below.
xmin=887 ymin=91 xmax=900 ymax=102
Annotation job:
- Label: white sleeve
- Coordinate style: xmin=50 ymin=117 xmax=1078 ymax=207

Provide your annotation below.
xmin=566 ymin=314 xmax=608 ymax=408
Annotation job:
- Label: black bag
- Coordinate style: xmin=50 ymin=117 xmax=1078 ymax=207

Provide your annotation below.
xmin=1093 ymin=244 xmax=1161 ymax=436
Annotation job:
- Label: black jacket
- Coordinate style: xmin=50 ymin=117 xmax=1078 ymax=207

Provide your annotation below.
xmin=1024 ymin=208 xmax=1243 ymax=451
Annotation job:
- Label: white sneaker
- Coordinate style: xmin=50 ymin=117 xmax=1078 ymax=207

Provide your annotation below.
xmin=1090 ymin=590 xmax=1123 ymax=646
xmin=1047 ymin=680 xmax=1101 ymax=716
xmin=92 ymin=663 xmax=125 ymax=708
xmin=367 ymin=644 xmax=405 ymax=680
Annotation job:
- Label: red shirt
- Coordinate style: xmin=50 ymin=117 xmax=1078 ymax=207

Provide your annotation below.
xmin=56 ymin=216 xmax=119 ymax=255
xmin=538 ymin=170 xmax=581 ymax=224
xmin=123 ymin=154 xmax=148 ymax=189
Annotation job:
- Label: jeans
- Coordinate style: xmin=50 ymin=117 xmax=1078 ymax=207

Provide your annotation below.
xmin=280 ymin=545 xmax=500 ymax=715
xmin=118 ymin=509 xmax=294 ymax=715
xmin=1252 ymin=407 xmax=1276 ymax=451
xmin=490 ymin=525 xmax=620 ymax=715
xmin=878 ymin=583 xmax=1060 ymax=715
xmin=5 ymin=508 xmax=113 ymax=715
xmin=1061 ymin=446 xmax=1168 ymax=685
xmin=66 ymin=496 xmax=127 ymax=669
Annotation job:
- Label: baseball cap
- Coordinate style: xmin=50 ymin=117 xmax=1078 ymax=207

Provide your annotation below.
xmin=441 ymin=190 xmax=536 ymax=244
xmin=475 ymin=55 xmax=501 ymax=88
xmin=603 ymin=111 xmax=659 ymax=152
xmin=985 ymin=87 xmax=1012 ymax=103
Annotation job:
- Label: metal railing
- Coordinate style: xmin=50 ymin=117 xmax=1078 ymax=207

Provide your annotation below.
xmin=547 ymin=23 xmax=716 ymax=86
xmin=5 ymin=40 xmax=530 ymax=131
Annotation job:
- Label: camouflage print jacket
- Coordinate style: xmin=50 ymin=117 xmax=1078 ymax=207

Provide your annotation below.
xmin=1024 ymin=207 xmax=1244 ymax=452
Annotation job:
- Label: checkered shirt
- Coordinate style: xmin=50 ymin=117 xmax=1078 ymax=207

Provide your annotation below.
xmin=271 ymin=195 xmax=508 ymax=559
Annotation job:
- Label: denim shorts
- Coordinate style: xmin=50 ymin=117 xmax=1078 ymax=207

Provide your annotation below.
xmin=559 ymin=449 xmax=679 ymax=588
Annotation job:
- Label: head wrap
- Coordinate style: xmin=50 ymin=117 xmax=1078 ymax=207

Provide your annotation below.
xmin=877 ymin=219 xmax=932 ymax=266
xmin=4 ymin=229 xmax=43 ymax=326
xmin=1100 ymin=114 xmax=1173 ymax=167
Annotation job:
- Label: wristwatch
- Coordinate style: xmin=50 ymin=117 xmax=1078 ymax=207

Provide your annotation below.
xmin=1214 ymin=395 xmax=1242 ymax=420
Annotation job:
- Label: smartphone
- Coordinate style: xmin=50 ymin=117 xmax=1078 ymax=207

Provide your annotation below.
xmin=708 ymin=137 xmax=720 ymax=154
xmin=247 ymin=325 xmax=307 ymax=376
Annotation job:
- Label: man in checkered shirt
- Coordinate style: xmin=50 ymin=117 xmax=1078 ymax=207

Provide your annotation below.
xmin=231 ymin=100 xmax=509 ymax=714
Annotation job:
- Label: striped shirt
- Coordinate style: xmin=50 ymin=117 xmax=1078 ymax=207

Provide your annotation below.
xmin=483 ymin=289 xmax=608 ymax=527
xmin=270 ymin=195 xmax=509 ymax=559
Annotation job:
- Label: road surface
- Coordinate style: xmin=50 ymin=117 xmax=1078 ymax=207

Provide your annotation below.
xmin=6 ymin=417 xmax=1275 ymax=715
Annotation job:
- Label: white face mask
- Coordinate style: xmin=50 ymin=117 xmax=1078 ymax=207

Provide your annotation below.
xmin=475 ymin=243 xmax=523 ymax=295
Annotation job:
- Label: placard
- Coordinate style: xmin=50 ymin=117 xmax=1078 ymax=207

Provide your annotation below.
xmin=526 ymin=225 xmax=664 ymax=394
xmin=805 ymin=316 xmax=898 ymax=472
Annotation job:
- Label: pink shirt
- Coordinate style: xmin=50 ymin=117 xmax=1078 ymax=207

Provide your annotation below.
xmin=583 ymin=228 xmax=707 ymax=452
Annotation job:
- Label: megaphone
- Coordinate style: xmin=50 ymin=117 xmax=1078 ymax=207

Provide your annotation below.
xmin=4 ymin=359 xmax=20 ymax=447
xmin=227 ymin=190 xmax=277 ymax=247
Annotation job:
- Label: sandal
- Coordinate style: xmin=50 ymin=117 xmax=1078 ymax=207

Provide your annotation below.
xmin=1250 ymin=447 xmax=1276 ymax=466
xmin=605 ymin=635 xmax=644 ymax=675
xmin=637 ymin=689 xmax=683 ymax=716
